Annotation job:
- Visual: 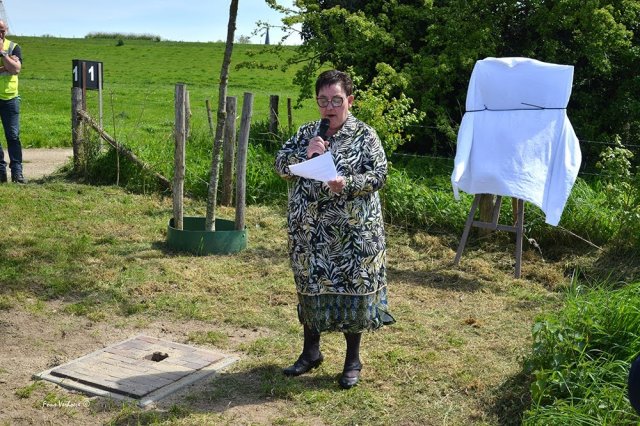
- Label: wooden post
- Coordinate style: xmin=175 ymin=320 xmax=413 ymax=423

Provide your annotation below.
xmin=478 ymin=194 xmax=495 ymax=236
xmin=287 ymin=97 xmax=293 ymax=135
xmin=71 ymin=87 xmax=84 ymax=173
xmin=205 ymin=99 xmax=215 ymax=138
xmin=269 ymin=94 xmax=279 ymax=134
xmin=173 ymin=83 xmax=187 ymax=231
xmin=222 ymin=96 xmax=237 ymax=206
xmin=235 ymin=92 xmax=253 ymax=231
xmin=97 ymin=62 xmax=103 ymax=151
xmin=185 ymin=89 xmax=191 ymax=139
xmin=81 ymin=62 xmax=87 ymax=111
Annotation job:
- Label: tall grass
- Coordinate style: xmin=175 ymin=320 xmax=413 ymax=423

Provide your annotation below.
xmin=524 ymin=281 xmax=640 ymax=424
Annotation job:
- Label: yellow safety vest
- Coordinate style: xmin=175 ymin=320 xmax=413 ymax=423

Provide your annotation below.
xmin=0 ymin=38 xmax=19 ymax=100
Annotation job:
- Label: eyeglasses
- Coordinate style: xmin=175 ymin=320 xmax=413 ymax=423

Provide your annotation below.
xmin=316 ymin=96 xmax=344 ymax=108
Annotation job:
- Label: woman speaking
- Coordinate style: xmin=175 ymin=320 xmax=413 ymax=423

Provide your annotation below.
xmin=275 ymin=69 xmax=395 ymax=389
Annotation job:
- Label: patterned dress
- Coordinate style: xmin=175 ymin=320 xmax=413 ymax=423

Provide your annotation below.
xmin=275 ymin=113 xmax=395 ymax=333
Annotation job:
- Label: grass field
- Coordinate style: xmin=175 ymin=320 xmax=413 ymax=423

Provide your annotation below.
xmin=2 ymin=35 xmax=640 ymax=424
xmin=14 ymin=36 xmax=315 ymax=148
xmin=0 ymin=177 xmax=569 ymax=425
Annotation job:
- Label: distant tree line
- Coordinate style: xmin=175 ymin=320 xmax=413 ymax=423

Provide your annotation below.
xmin=85 ymin=32 xmax=162 ymax=42
xmin=269 ymin=0 xmax=640 ymax=164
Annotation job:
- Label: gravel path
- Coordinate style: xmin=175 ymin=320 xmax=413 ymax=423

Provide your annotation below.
xmin=20 ymin=148 xmax=74 ymax=180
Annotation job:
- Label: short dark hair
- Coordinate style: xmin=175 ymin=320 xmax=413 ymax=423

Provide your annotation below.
xmin=315 ymin=70 xmax=353 ymax=97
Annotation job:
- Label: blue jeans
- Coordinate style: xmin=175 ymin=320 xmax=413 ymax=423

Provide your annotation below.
xmin=0 ymin=96 xmax=22 ymax=175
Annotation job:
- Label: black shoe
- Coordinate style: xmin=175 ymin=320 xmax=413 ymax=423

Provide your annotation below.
xmin=0 ymin=172 xmax=6 ymax=183
xmin=283 ymin=353 xmax=324 ymax=377
xmin=11 ymin=173 xmax=26 ymax=184
xmin=338 ymin=361 xmax=362 ymax=389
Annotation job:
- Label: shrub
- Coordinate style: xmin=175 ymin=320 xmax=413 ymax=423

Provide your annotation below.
xmin=351 ymin=63 xmax=425 ymax=155
xmin=85 ymin=32 xmax=161 ymax=42
xmin=595 ymin=136 xmax=640 ymax=247
xmin=523 ymin=281 xmax=640 ymax=424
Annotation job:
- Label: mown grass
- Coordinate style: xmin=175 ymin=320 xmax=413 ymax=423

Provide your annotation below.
xmin=1 ymin=177 xmax=575 ymax=425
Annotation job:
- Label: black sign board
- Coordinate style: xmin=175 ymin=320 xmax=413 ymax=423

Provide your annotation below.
xmin=72 ymin=59 xmax=103 ymax=90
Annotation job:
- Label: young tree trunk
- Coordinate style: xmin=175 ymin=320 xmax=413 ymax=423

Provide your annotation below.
xmin=205 ymin=0 xmax=239 ymax=231
xmin=222 ymin=96 xmax=238 ymax=206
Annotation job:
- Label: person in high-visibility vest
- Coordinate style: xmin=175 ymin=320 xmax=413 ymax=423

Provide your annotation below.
xmin=0 ymin=20 xmax=24 ymax=184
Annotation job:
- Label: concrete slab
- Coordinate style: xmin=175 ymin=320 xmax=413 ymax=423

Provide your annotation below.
xmin=34 ymin=334 xmax=238 ymax=407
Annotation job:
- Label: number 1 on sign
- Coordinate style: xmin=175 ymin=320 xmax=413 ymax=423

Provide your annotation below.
xmin=71 ymin=64 xmax=94 ymax=83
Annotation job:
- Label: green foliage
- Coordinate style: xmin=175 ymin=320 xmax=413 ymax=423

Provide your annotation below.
xmin=381 ymin=164 xmax=470 ymax=233
xmin=595 ymin=136 xmax=640 ymax=246
xmin=351 ymin=63 xmax=425 ymax=154
xmin=524 ymin=281 xmax=640 ymax=424
xmin=259 ymin=2 xmax=425 ymax=149
xmin=551 ymin=178 xmax=616 ymax=246
xmin=270 ymin=0 xmax=640 ymax=158
xmin=14 ymin=381 xmax=44 ymax=399
xmin=245 ymin=142 xmax=288 ymax=205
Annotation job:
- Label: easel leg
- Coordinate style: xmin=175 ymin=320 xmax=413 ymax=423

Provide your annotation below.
xmin=454 ymin=194 xmax=481 ymax=265
xmin=512 ymin=198 xmax=518 ymax=225
xmin=514 ymin=199 xmax=524 ymax=278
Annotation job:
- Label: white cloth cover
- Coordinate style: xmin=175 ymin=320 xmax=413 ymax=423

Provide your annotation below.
xmin=451 ymin=57 xmax=581 ymax=226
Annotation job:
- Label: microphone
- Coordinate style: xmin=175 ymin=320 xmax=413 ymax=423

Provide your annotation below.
xmin=311 ymin=118 xmax=330 ymax=158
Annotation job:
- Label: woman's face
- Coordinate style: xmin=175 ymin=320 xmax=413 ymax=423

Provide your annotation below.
xmin=317 ymin=83 xmax=354 ymax=136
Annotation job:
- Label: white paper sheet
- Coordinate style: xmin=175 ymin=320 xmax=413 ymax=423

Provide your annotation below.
xmin=288 ymin=152 xmax=337 ymax=183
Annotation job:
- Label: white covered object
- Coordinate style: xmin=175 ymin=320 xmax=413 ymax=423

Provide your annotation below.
xmin=451 ymin=57 xmax=581 ymax=226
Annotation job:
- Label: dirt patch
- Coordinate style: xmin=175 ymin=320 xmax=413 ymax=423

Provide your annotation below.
xmin=0 ymin=308 xmax=278 ymax=425
xmin=21 ymin=148 xmax=73 ymax=180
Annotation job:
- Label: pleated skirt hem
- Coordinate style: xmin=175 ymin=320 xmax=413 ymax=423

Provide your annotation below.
xmin=297 ymin=287 xmax=395 ymax=333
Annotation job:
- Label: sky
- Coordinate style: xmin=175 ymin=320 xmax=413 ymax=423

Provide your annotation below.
xmin=1 ymin=0 xmax=302 ymax=44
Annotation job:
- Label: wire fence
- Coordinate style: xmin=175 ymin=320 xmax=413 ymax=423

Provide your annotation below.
xmin=76 ymin=108 xmax=633 ymax=252
xmin=71 ymin=81 xmax=639 ymax=194
xmin=246 ymin=132 xmax=635 ymax=181
xmin=68 ymin=80 xmax=639 ymax=178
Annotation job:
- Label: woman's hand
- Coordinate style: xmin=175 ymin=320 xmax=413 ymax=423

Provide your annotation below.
xmin=307 ymin=136 xmax=328 ymax=159
xmin=327 ymin=176 xmax=346 ymax=193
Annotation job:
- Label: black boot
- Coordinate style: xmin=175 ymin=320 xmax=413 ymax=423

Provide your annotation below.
xmin=339 ymin=333 xmax=362 ymax=389
xmin=11 ymin=171 xmax=25 ymax=184
xmin=283 ymin=325 xmax=323 ymax=377
xmin=0 ymin=171 xmax=6 ymax=183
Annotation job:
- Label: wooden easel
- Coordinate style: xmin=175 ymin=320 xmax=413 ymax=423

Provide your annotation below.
xmin=454 ymin=194 xmax=525 ymax=278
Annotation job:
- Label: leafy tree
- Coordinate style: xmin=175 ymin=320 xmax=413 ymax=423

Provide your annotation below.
xmin=267 ymin=0 xmax=640 ymax=162
xmin=350 ymin=63 xmax=425 ymax=154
